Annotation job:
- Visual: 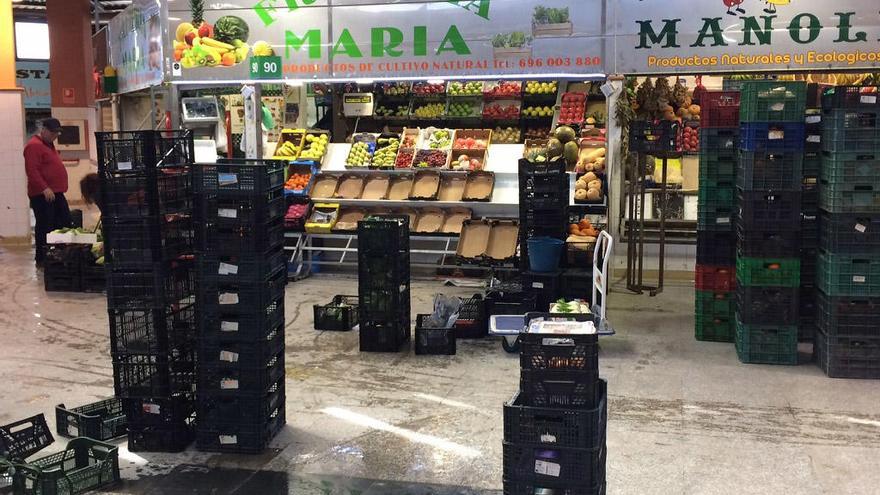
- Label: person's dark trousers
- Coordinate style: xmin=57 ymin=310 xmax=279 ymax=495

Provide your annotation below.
xmin=29 ymin=192 xmax=72 ymax=263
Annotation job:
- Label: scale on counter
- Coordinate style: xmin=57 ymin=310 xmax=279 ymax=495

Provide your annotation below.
xmin=181 ymin=96 xmax=222 ymax=162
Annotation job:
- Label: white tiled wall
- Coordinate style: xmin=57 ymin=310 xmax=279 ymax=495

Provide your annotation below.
xmin=0 ymin=91 xmax=30 ymax=239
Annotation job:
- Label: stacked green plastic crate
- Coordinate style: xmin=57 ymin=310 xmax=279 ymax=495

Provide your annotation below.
xmin=735 ymin=81 xmax=806 ymax=365
xmin=695 ymin=92 xmax=740 ymax=342
xmin=815 ymin=86 xmax=880 ymax=379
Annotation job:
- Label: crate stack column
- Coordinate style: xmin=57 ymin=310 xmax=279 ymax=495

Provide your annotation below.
xmin=694 ymin=91 xmax=740 ymax=342
xmin=735 ymin=81 xmax=806 ymax=365
xmin=357 ymin=216 xmax=411 ymax=353
xmin=503 ymin=326 xmax=606 ymax=493
xmin=96 ymin=130 xmax=197 ymax=452
xmin=518 ymin=158 xmax=569 ymax=310
xmin=799 ymin=106 xmax=823 ymax=342
xmin=194 ymin=159 xmax=288 ymax=453
xmin=815 ymin=86 xmax=880 ymax=379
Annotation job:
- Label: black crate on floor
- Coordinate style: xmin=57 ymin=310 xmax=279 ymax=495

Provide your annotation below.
xmin=520 ymin=330 xmax=598 ymax=372
xmin=503 ymin=441 xmax=605 ymax=489
xmin=199 ymin=378 xmax=284 ymax=425
xmin=314 ymin=295 xmax=359 ymax=331
xmin=358 ymin=255 xmax=411 ymax=290
xmin=814 ymin=330 xmax=880 ymax=379
xmin=485 ymin=291 xmax=537 ymax=317
xmin=97 ymin=130 xmax=193 ymax=174
xmin=360 ymin=317 xmax=410 ymax=353
xmin=197 ymin=192 xmax=285 ymax=229
xmin=454 ymin=295 xmax=487 ymax=338
xmin=503 ymin=481 xmax=605 ymax=495
xmin=102 ymin=216 xmax=193 ymax=269
xmin=197 ymin=250 xmax=287 ymax=286
xmin=736 ymin=286 xmax=799 ymax=324
xmin=106 ymin=261 xmax=195 ymax=309
xmin=123 ymin=393 xmax=195 ymax=427
xmin=195 ymin=406 xmax=285 ymax=454
xmin=737 ymin=151 xmax=803 ymax=191
xmin=737 ymin=190 xmax=802 ymax=231
xmin=112 ymin=349 xmax=195 ymax=399
xmin=816 ymin=290 xmax=880 ymax=337
xmin=127 ymin=417 xmax=195 ymax=453
xmin=0 ymin=414 xmax=54 ymax=461
xmin=100 ymin=167 xmax=192 ymax=221
xmin=109 ymin=304 xmax=195 ymax=355
xmin=55 ymin=398 xmax=126 ymax=441
xmin=197 ymin=220 xmax=285 ymax=257
xmin=504 ymin=379 xmax=606 ymax=449
xmin=193 ymin=159 xmax=285 ymax=197
xmin=357 ymin=216 xmax=410 ymax=254
xmin=697 ymin=230 xmax=736 ymax=265
xmin=522 ymin=271 xmax=563 ymax=312
xmin=199 ymin=296 xmax=284 ymax=345
xmin=520 ymin=368 xmax=600 ymax=409
xmin=43 ymin=260 xmax=82 ymax=292
xmin=736 ymin=225 xmax=800 ymax=258
xmin=414 ymin=315 xmax=456 ymax=355
xmin=198 ymin=351 xmax=285 ymax=397
xmin=819 ymin=212 xmax=880 ymax=255
xmin=198 ymin=271 xmax=287 ymax=318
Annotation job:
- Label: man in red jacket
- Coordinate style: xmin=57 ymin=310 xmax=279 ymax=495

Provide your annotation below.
xmin=24 ymin=118 xmax=71 ymax=265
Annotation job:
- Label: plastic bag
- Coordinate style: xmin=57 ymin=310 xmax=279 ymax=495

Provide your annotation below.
xmin=424 ymin=294 xmax=462 ymax=328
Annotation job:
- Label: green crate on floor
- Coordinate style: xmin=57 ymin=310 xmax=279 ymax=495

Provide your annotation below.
xmin=817 ymin=252 xmax=880 ymax=297
xmin=697 ymin=181 xmax=737 ymax=231
xmin=695 ymin=289 xmax=735 ymax=317
xmin=818 ymin=179 xmax=880 ymax=213
xmin=735 ymin=317 xmax=798 ymax=365
xmin=695 ymin=313 xmax=735 ymax=342
xmin=736 ymin=256 xmax=800 ymax=287
xmin=739 ymin=81 xmax=807 ymax=123
xmin=699 ymin=150 xmax=738 ymax=182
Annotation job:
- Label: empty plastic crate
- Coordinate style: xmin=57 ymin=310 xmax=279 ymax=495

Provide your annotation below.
xmin=737 ymin=151 xmax=803 ymax=191
xmin=414 ymin=315 xmax=456 ymax=355
xmin=0 ymin=414 xmax=53 ymax=461
xmin=106 ymin=262 xmax=195 ymax=309
xmin=697 ymin=231 xmax=736 ymax=265
xmin=103 ymin=216 xmax=193 ymax=268
xmin=123 ymin=394 xmax=196 ymax=427
xmin=740 ymin=122 xmax=805 ymax=152
xmin=701 ymin=91 xmax=741 ymax=128
xmin=193 ymin=159 xmax=285 ymax=197
xmin=522 ymin=271 xmax=562 ymax=311
xmin=629 ymin=121 xmax=679 ymax=153
xmin=736 ymin=286 xmax=799 ymax=324
xmin=10 ymin=438 xmax=119 ymax=494
xmin=108 ymin=304 xmax=195 ymax=356
xmin=801 ymin=248 xmax=818 ymax=286
xmin=819 ymin=212 xmax=880 ymax=255
xmin=803 ymin=151 xmax=821 ymax=176
xmin=360 ymin=317 xmax=411 ymax=353
xmin=822 ymin=85 xmax=880 ymax=110
xmin=127 ymin=418 xmax=194 ymax=453
xmin=357 ymin=216 xmax=410 ymax=254
xmin=198 ymin=351 xmax=285 ymax=396
xmin=519 ymin=368 xmax=599 ymax=408
xmin=697 ymin=186 xmax=737 ymax=231
xmin=736 ymin=256 xmax=800 ymax=287
xmin=814 ymin=330 xmax=880 ymax=379
xmin=313 ymin=295 xmax=359 ymax=331
xmin=198 ymin=271 xmax=287 ymax=317
xmin=199 ymin=297 xmax=284 ymax=343
xmin=819 ymin=180 xmax=880 ymax=213
xmin=195 ymin=406 xmax=285 ymax=454
xmin=699 ymin=150 xmax=738 ymax=182
xmin=820 ymin=150 xmax=880 ymax=185
xmin=822 ymin=109 xmax=880 ymax=153
xmin=817 ymin=252 xmax=880 ymax=297
xmin=197 ymin=220 xmax=285 ymax=257
xmin=735 ymin=317 xmax=799 ymax=365
xmin=737 ymin=190 xmax=801 ymax=231
xmin=739 ymin=81 xmax=807 ymax=122
xmin=199 ymin=192 xmax=285 ymax=228
xmin=199 ymin=378 xmax=284 ymax=425
xmin=100 ymin=167 xmax=192 ymax=221
xmin=454 ymin=294 xmax=488 ymax=338
xmin=736 ymin=225 xmax=800 ymax=258
xmin=502 ymin=441 xmax=605 ymax=489
xmin=55 ymin=399 xmax=126 ymax=441
xmin=695 ymin=313 xmax=735 ymax=342
xmin=695 ymin=264 xmax=736 ymax=292
xmin=503 ymin=380 xmax=606 ymax=449
xmin=816 ymin=290 xmax=880 ymax=338
xmin=97 ymin=130 xmax=193 ymax=174
xmin=112 ymin=350 xmax=195 ymax=399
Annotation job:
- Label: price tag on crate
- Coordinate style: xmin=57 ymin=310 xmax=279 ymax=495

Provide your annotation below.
xmin=534 ymin=460 xmax=561 ymax=477
xmin=250 ymin=56 xmax=282 ymax=80
xmin=220 ymin=321 xmax=239 ymax=332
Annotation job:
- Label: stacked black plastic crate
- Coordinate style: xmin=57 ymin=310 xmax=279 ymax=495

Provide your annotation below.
xmin=800 ymin=107 xmax=823 ymax=342
xmin=519 ymin=158 xmax=568 ymax=311
xmin=194 ymin=159 xmax=287 ymax=452
xmin=96 ymin=130 xmax=197 ymax=452
xmin=815 ymin=86 xmax=880 ymax=379
xmin=695 ymin=91 xmax=740 ymax=342
xmin=735 ymin=81 xmax=806 ymax=365
xmin=503 ymin=322 xmax=606 ymax=493
xmin=358 ymin=216 xmax=411 ymax=352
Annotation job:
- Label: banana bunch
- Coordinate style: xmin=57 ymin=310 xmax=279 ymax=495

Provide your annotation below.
xmin=276 ymin=140 xmax=300 ymax=157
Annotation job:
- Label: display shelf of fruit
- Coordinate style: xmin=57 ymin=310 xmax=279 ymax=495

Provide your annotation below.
xmin=375 ymin=104 xmax=410 ymax=118
xmin=558 ymin=92 xmax=587 ymax=124
xmin=521 ymin=105 xmax=555 ymax=120
xmin=284 ymin=202 xmax=311 ymax=231
xmin=453 ymin=133 xmax=490 ymax=151
xmin=493 ymin=127 xmax=521 ymax=144
xmin=447 ymin=81 xmax=484 ymax=97
xmin=574 ymin=171 xmax=605 ymax=204
xmin=482 ymin=101 xmax=521 ymax=120
xmin=377 ymin=82 xmax=411 ymax=97
xmin=413 ymin=149 xmax=450 ymax=169
xmin=395 ymin=149 xmax=415 ymax=169
xmin=371 ymin=135 xmax=401 ymax=169
xmin=172 ymin=15 xmax=252 ymax=69
xmin=681 ymin=123 xmax=700 ymax=153
xmin=523 ymin=80 xmax=558 ymax=96
xmin=284 ymin=172 xmax=313 ymax=195
xmin=299 ymin=132 xmax=330 ymax=162
xmin=401 ymin=129 xmax=420 ymax=149
xmin=483 ymin=81 xmax=523 ymax=99
xmin=523 ymin=127 xmax=551 ymax=141
xmin=345 ymin=138 xmax=376 ymax=168
xmin=412 ymin=82 xmax=447 ymax=97
xmin=411 ymin=102 xmax=446 ymax=119
xmin=273 ymin=128 xmax=306 ymax=159
xmin=420 ymin=128 xmax=453 ymax=150
xmin=452 ymin=152 xmax=485 ymax=171
xmin=575 ymin=144 xmax=607 ymax=174
xmin=446 ymin=99 xmax=482 ymax=118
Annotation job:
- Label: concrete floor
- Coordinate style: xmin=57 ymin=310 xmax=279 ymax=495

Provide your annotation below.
xmin=1 ymin=245 xmax=879 ymax=494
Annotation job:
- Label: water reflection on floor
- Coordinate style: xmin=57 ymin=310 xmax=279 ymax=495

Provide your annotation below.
xmin=101 ymin=464 xmax=502 ymax=494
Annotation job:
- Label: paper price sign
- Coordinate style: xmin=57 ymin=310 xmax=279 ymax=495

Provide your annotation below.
xmin=250 ymin=56 xmax=282 ymax=80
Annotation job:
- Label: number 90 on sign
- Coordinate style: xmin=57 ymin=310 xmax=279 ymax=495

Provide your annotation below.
xmin=250 ymin=56 xmax=282 ymax=79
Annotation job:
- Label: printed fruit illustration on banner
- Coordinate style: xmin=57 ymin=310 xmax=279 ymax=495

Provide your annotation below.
xmin=173 ymin=1 xmax=250 ymax=68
